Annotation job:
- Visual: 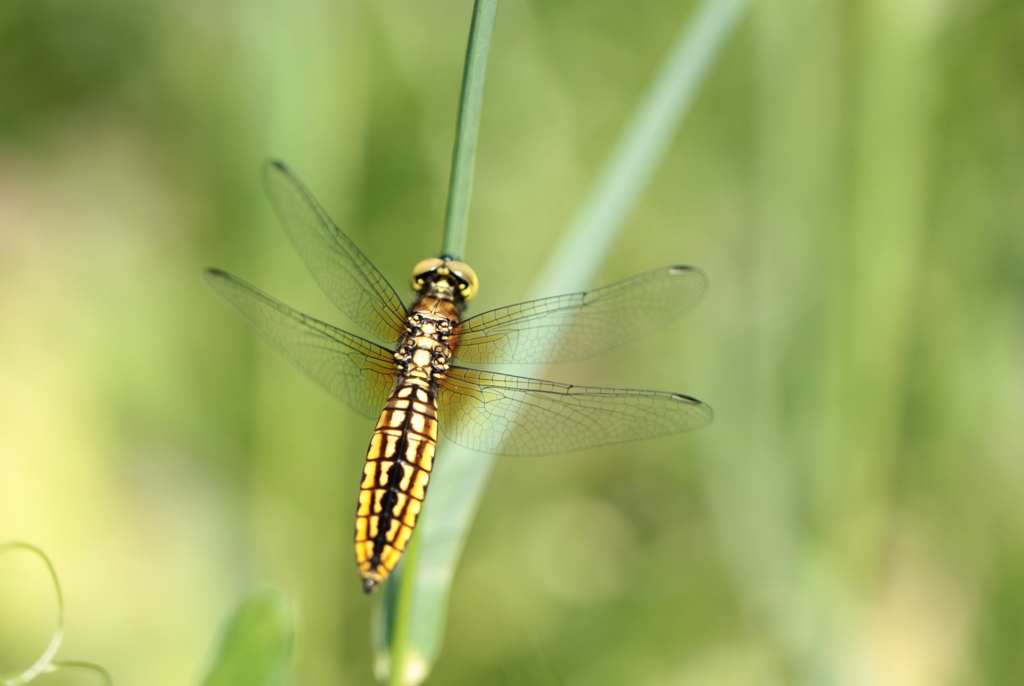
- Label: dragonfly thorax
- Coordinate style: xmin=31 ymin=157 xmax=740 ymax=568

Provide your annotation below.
xmin=395 ymin=311 xmax=456 ymax=381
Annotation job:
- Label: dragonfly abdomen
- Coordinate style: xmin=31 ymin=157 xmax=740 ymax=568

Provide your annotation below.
xmin=355 ymin=381 xmax=437 ymax=593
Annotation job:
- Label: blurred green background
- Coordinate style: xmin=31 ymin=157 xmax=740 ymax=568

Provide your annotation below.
xmin=1 ymin=0 xmax=1023 ymax=684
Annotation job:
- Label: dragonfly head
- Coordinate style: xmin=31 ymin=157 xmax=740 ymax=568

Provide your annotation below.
xmin=411 ymin=256 xmax=478 ymax=303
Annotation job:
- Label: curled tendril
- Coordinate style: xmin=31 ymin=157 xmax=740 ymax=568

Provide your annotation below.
xmin=0 ymin=542 xmax=83 ymax=686
xmin=43 ymin=662 xmax=114 ymax=685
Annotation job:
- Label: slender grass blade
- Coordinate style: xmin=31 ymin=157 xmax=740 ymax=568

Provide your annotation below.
xmin=378 ymin=0 xmax=751 ymax=682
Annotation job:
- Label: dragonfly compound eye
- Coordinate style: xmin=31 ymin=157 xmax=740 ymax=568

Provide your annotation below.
xmin=446 ymin=260 xmax=478 ymax=301
xmin=411 ymin=258 xmax=446 ymax=292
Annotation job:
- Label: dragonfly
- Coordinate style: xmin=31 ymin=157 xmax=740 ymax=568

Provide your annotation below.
xmin=205 ymin=161 xmax=713 ymax=593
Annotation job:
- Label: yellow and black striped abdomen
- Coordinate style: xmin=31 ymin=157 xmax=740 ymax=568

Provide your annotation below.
xmin=355 ymin=381 xmax=437 ymax=592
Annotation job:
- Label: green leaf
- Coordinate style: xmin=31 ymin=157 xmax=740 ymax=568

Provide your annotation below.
xmin=200 ymin=590 xmax=294 ymax=686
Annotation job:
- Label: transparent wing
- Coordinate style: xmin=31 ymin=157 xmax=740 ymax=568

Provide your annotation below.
xmin=453 ymin=266 xmax=707 ymax=365
xmin=205 ymin=269 xmax=397 ymax=419
xmin=437 ymin=366 xmax=713 ymax=456
xmin=263 ymin=161 xmax=408 ymax=343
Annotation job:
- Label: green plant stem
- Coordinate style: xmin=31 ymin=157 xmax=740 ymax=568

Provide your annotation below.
xmin=378 ymin=4 xmax=498 ymax=683
xmin=386 ymin=531 xmax=420 ymax=686
xmin=441 ymin=0 xmax=498 ymax=261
